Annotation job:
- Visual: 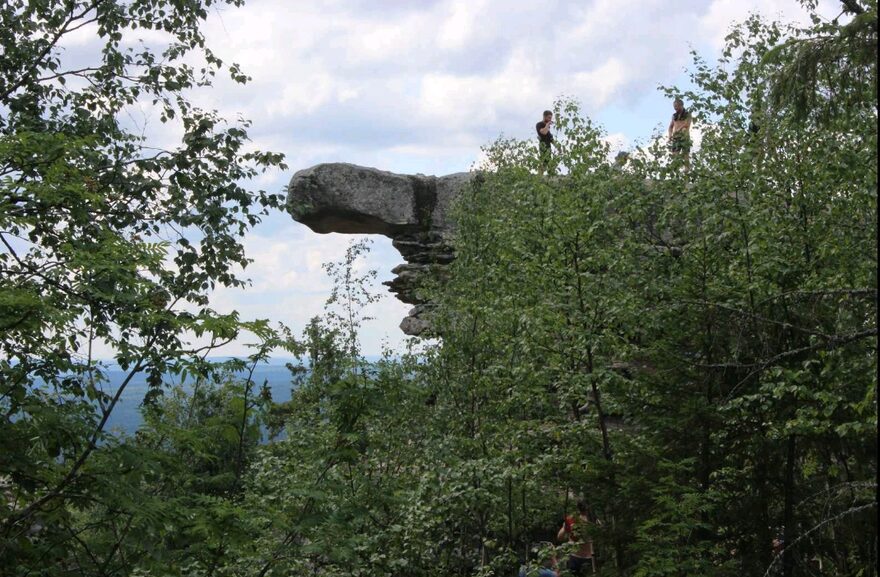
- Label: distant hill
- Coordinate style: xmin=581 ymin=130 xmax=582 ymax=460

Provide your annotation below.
xmin=103 ymin=363 xmax=297 ymax=435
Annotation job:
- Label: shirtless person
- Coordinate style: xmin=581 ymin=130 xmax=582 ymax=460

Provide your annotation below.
xmin=557 ymin=500 xmax=597 ymax=575
xmin=667 ymin=97 xmax=692 ymax=165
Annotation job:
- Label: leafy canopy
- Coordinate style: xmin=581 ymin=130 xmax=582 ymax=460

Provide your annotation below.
xmin=0 ymin=0 xmax=286 ymax=567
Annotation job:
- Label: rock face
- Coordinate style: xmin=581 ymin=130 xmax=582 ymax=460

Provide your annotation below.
xmin=287 ymin=163 xmax=473 ymax=335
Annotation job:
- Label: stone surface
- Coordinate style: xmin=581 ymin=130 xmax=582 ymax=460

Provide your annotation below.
xmin=287 ymin=163 xmax=473 ymax=335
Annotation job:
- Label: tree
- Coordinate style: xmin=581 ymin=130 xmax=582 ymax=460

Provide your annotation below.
xmin=395 ymin=3 xmax=877 ymax=574
xmin=227 ymin=240 xmax=439 ymax=577
xmin=0 ymin=0 xmax=285 ymax=572
xmin=663 ymin=7 xmax=877 ymax=575
xmin=761 ymin=0 xmax=877 ymax=124
xmin=203 ymin=5 xmax=876 ymax=575
xmin=4 ymin=2 xmax=873 ymax=576
xmin=43 ymin=350 xmax=281 ymax=576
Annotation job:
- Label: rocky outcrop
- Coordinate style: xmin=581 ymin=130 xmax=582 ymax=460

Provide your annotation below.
xmin=287 ymin=163 xmax=474 ymax=335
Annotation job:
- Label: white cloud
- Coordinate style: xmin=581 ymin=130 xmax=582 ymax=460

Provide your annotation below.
xmin=417 ymin=46 xmax=545 ymax=128
xmin=437 ymin=0 xmax=486 ymax=50
xmin=266 ymin=73 xmax=337 ymax=118
xmin=699 ymin=0 xmax=844 ymax=48
xmin=567 ymin=0 xmax=664 ymax=43
xmin=345 ymin=15 xmax=429 ymax=64
xmin=61 ymin=21 xmax=100 ymax=47
xmin=570 ymin=58 xmax=629 ymax=109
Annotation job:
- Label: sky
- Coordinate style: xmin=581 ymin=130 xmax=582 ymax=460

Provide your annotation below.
xmin=68 ymin=0 xmax=844 ymax=358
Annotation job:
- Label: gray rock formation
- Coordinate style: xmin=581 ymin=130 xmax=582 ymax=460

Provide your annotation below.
xmin=287 ymin=163 xmax=474 ymax=335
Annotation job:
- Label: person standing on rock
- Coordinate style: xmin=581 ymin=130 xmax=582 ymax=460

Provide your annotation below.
xmin=536 ymin=110 xmax=555 ymax=175
xmin=667 ymin=97 xmax=692 ymax=167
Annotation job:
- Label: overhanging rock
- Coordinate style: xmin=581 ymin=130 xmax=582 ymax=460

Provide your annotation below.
xmin=287 ymin=163 xmax=474 ymax=335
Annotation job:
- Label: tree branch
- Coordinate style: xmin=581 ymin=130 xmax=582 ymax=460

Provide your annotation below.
xmin=702 ymin=327 xmax=877 ymax=371
xmin=1 ymin=352 xmax=150 ymax=532
xmin=0 ymin=1 xmax=103 ymax=101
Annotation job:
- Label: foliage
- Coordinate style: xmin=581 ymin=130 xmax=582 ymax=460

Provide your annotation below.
xmin=233 ymin=5 xmax=876 ymax=576
xmin=761 ymin=0 xmax=877 ymax=123
xmin=0 ymin=0 xmax=286 ymax=573
xmin=413 ymin=4 xmax=877 ymax=575
xmin=231 ymin=8 xmax=878 ymax=572
xmin=1 ymin=2 xmax=876 ymax=577
xmin=58 ymin=352 xmax=280 ymax=576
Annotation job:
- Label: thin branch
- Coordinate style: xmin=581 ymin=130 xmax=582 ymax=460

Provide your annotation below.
xmin=0 ymin=1 xmax=103 ymax=101
xmin=1 ymin=351 xmax=151 ymax=532
xmin=97 ymin=512 xmax=136 ymax=577
xmin=719 ymin=327 xmax=878 ymax=401
xmin=677 ymin=299 xmax=831 ymax=338
xmin=796 ymin=481 xmax=876 ymax=508
xmin=762 ymin=501 xmax=876 ymax=577
xmin=234 ymin=354 xmax=262 ymax=485
xmin=68 ymin=526 xmax=102 ymax=572
xmin=36 ymin=65 xmax=103 ymax=83
xmin=702 ymin=327 xmax=877 ymax=371
xmin=0 ymin=234 xmax=90 ymax=302
xmin=755 ymin=288 xmax=877 ymax=305
xmin=64 ymin=13 xmax=102 ymax=35
xmin=255 ymin=455 xmax=341 ymax=577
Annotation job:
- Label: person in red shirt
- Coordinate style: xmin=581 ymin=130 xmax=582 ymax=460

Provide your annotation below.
xmin=557 ymin=500 xmax=597 ymax=575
